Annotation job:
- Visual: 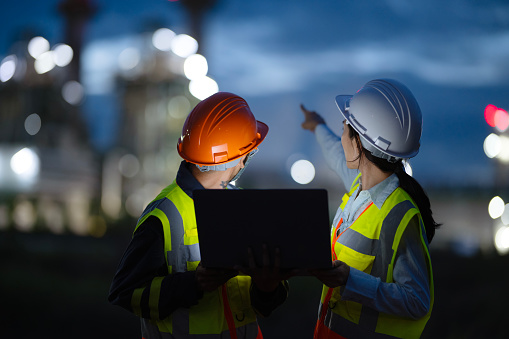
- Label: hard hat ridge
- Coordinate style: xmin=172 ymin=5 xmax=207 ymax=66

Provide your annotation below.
xmin=202 ymin=96 xmax=250 ymax=138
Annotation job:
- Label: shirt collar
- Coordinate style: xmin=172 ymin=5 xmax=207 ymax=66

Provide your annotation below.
xmin=176 ymin=161 xmax=205 ymax=199
xmin=361 ymin=173 xmax=400 ymax=209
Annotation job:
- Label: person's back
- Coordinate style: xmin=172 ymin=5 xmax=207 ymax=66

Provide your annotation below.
xmin=108 ymin=92 xmax=288 ymax=339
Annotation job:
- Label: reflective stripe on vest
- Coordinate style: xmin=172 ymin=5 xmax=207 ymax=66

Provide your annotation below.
xmin=318 ymin=177 xmax=434 ymax=339
xmin=135 ymin=180 xmax=259 ymax=338
xmin=141 ymin=319 xmax=260 ymax=339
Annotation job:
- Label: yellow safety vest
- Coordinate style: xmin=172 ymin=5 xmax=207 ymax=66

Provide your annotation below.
xmin=133 ymin=180 xmax=258 ymax=338
xmin=319 ymin=174 xmax=434 ymax=339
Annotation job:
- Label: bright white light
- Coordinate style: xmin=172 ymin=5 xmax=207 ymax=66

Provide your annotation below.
xmin=118 ymin=154 xmax=140 ymax=178
xmin=497 ymin=135 xmax=509 ymax=163
xmin=62 ymin=80 xmax=85 ymax=105
xmin=24 ymin=113 xmax=42 ymax=135
xmin=501 ymin=204 xmax=509 ymax=225
xmin=171 ymin=34 xmax=198 ymax=58
xmin=0 ymin=55 xmax=16 ymax=82
xmin=291 ymin=159 xmax=316 ymax=184
xmin=189 ymin=76 xmax=219 ymax=100
xmin=52 ymin=43 xmax=73 ymax=67
xmin=28 ymin=36 xmax=50 ymax=59
xmin=34 ymin=51 xmax=55 ymax=74
xmin=495 ymin=226 xmax=509 ymax=255
xmin=152 ymin=28 xmax=176 ymax=51
xmin=118 ymin=47 xmax=140 ymax=70
xmin=10 ymin=148 xmax=40 ymax=180
xmin=489 ymin=196 xmax=505 ymax=219
xmin=484 ymin=133 xmax=501 ymax=158
xmin=184 ymin=54 xmax=208 ymax=80
xmin=403 ymin=160 xmax=413 ymax=176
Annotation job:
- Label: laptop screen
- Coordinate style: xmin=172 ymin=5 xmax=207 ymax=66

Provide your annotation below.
xmin=194 ymin=189 xmax=332 ymax=271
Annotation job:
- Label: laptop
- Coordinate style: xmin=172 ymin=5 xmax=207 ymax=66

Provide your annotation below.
xmin=193 ymin=189 xmax=332 ymax=272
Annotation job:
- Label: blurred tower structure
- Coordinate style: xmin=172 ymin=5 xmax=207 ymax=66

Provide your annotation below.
xmin=99 ymin=1 xmax=220 ymax=221
xmin=178 ymin=0 xmax=218 ymax=55
xmin=0 ymin=1 xmax=100 ymax=236
xmin=59 ymin=0 xmax=98 ymax=82
xmin=104 ymin=28 xmax=207 ymax=220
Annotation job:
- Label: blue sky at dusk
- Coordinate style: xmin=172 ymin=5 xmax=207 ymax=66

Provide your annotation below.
xmin=1 ymin=0 xmax=509 ymax=188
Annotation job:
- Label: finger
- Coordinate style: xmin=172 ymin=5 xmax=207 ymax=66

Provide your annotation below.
xmin=274 ymin=247 xmax=281 ymax=270
xmin=300 ymin=103 xmax=312 ymax=115
xmin=247 ymin=247 xmax=257 ymax=269
xmin=262 ymin=244 xmax=270 ymax=267
xmin=332 ymin=260 xmax=342 ymax=268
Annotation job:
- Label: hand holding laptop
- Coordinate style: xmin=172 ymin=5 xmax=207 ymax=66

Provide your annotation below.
xmin=235 ymin=244 xmax=297 ymax=292
xmin=195 ymin=264 xmax=238 ymax=292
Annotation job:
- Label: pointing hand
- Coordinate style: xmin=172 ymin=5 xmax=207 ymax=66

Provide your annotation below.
xmin=300 ymin=104 xmax=326 ymax=132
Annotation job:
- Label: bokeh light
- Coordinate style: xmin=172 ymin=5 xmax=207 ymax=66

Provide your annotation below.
xmin=152 ymin=28 xmax=176 ymax=51
xmin=485 ymin=104 xmax=509 ymax=131
xmin=484 ymin=104 xmax=497 ymax=127
xmin=184 ymin=54 xmax=208 ymax=80
xmin=52 ymin=43 xmax=73 ymax=67
xmin=118 ymin=47 xmax=140 ymax=71
xmin=488 ymin=196 xmax=505 ymax=219
xmin=483 ymin=133 xmax=500 ymax=158
xmin=497 ymin=136 xmax=509 ymax=164
xmin=62 ymin=80 xmax=85 ymax=105
xmin=168 ymin=95 xmax=191 ymax=119
xmin=34 ymin=51 xmax=55 ymax=74
xmin=118 ymin=154 xmax=140 ymax=178
xmin=0 ymin=55 xmax=16 ymax=82
xmin=10 ymin=148 xmax=40 ymax=182
xmin=495 ymin=108 xmax=509 ymax=132
xmin=291 ymin=159 xmax=316 ymax=184
xmin=189 ymin=76 xmax=218 ymax=100
xmin=501 ymin=204 xmax=509 ymax=225
xmin=495 ymin=226 xmax=509 ymax=255
xmin=38 ymin=197 xmax=65 ymax=234
xmin=125 ymin=193 xmax=144 ymax=217
xmin=13 ymin=199 xmax=36 ymax=232
xmin=28 ymin=36 xmax=50 ymax=59
xmin=171 ymin=34 xmax=198 ymax=58
xmin=24 ymin=113 xmax=42 ymax=136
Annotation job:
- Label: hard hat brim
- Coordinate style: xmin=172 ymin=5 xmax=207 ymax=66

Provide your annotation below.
xmin=335 ymin=95 xmax=354 ymax=125
xmin=255 ymin=120 xmax=269 ymax=145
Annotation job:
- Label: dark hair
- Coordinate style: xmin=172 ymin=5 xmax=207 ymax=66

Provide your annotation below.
xmin=347 ymin=124 xmax=441 ymax=243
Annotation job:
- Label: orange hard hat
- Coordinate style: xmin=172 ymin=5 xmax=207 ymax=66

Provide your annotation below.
xmin=177 ymin=92 xmax=269 ymax=166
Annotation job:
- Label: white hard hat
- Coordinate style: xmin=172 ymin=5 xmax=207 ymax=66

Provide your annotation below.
xmin=335 ymin=78 xmax=422 ymax=161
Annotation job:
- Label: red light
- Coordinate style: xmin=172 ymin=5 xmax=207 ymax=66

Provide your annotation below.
xmin=485 ymin=104 xmax=497 ymax=127
xmin=495 ymin=108 xmax=509 ymax=131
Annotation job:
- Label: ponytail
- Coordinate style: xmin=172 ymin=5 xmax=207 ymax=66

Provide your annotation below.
xmin=393 ymin=163 xmax=441 ymax=243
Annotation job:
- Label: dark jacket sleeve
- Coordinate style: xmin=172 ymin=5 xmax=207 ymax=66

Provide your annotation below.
xmin=108 ymin=216 xmax=203 ymax=320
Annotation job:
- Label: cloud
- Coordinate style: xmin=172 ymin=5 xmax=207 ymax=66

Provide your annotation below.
xmin=209 ymin=21 xmax=509 ymax=96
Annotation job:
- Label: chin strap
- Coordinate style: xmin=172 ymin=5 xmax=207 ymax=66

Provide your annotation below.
xmin=230 ymin=149 xmax=258 ymax=183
